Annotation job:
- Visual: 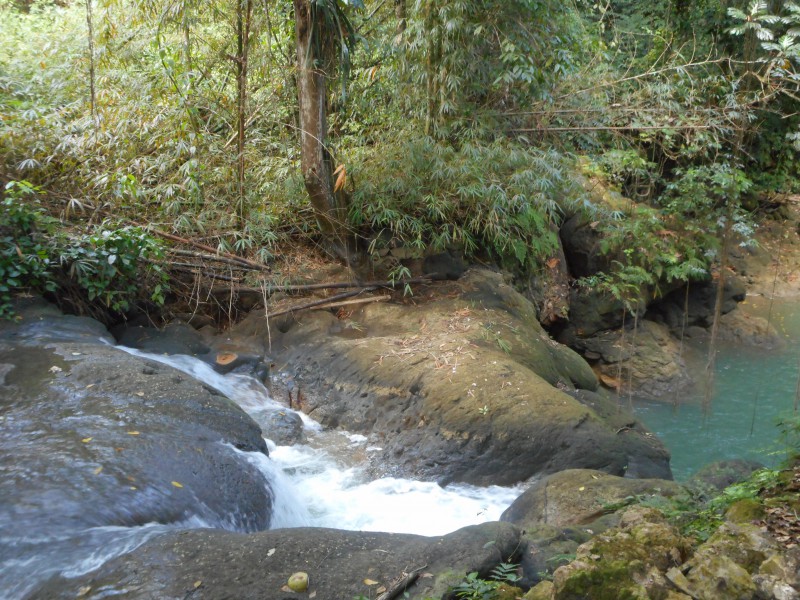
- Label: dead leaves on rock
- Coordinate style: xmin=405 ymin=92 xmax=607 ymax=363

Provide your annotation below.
xmin=761 ymin=465 xmax=800 ymax=550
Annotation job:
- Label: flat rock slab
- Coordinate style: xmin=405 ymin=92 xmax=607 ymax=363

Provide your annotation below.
xmin=31 ymin=522 xmax=523 ymax=600
xmin=234 ymin=268 xmax=671 ymax=485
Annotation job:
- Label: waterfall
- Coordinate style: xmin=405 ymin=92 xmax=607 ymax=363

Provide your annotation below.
xmin=117 ymin=346 xmax=525 ymax=535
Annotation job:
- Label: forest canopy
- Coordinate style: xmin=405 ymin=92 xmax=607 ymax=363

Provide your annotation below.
xmin=1 ymin=0 xmax=799 ymax=316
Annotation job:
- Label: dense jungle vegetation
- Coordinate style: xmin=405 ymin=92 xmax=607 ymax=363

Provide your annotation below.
xmin=1 ymin=0 xmax=800 ymax=319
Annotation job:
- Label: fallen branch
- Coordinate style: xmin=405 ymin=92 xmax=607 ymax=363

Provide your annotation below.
xmin=169 ymin=248 xmax=261 ymax=271
xmin=170 ymin=265 xmax=241 ymax=282
xmin=376 ymin=565 xmax=427 ymax=600
xmin=212 ymin=276 xmax=434 ymax=295
xmin=129 ymin=221 xmax=270 ymax=272
xmin=306 ymin=294 xmax=391 ymax=312
xmin=266 ymin=288 xmax=378 ymax=319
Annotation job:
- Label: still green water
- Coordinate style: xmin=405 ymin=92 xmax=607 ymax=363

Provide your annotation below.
xmin=634 ymin=298 xmax=800 ymax=480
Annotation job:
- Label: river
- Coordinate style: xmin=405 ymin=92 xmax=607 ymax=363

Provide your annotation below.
xmin=636 ymin=297 xmax=800 ymax=479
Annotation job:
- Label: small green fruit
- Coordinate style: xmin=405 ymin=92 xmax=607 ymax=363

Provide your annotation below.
xmin=287 ymin=571 xmax=309 ymax=592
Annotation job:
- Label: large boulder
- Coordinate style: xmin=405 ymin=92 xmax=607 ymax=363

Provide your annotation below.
xmin=501 ymin=469 xmax=684 ymax=531
xmin=233 ymin=268 xmax=671 ymax=486
xmin=550 ymin=507 xmax=692 ymax=600
xmin=0 ymin=300 xmax=274 ymax=598
xmin=570 ymin=320 xmax=694 ymax=401
xmin=501 ymin=469 xmax=684 ymax=584
xmin=30 ymin=522 xmax=523 ymax=600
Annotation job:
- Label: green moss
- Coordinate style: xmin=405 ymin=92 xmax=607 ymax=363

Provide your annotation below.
xmin=557 ymin=562 xmax=646 ymax=600
xmin=725 ymin=498 xmax=765 ymax=523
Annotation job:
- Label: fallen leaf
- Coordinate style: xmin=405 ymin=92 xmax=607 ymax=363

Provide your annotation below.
xmin=546 ymin=257 xmax=560 ymax=269
xmin=333 ymin=165 xmax=347 ymax=193
xmin=578 ymin=486 xmax=586 ymax=491
xmin=280 ymin=586 xmax=292 ymax=593
xmin=599 ymin=373 xmax=621 ymax=391
xmin=93 ymin=466 xmax=103 ymax=475
xmin=267 ymin=548 xmax=276 ymax=557
xmin=135 ymin=391 xmax=144 ymax=397
xmin=420 ymin=572 xmax=434 ymax=578
xmin=77 ymin=585 xmax=92 ymax=597
xmin=376 ymin=586 xmax=387 ymax=594
xmin=309 ymin=591 xmax=317 ymax=599
xmin=49 ymin=365 xmax=62 ymax=373
xmin=363 ymin=579 xmax=379 ymax=586
xmin=127 ymin=431 xmax=140 ymax=436
xmin=216 ymin=352 xmax=238 ymax=366
xmin=193 ymin=580 xmax=202 ymax=589
xmin=86 ymin=384 xmax=95 ymax=389
xmin=171 ymin=481 xmax=184 ymax=488
xmin=82 ymin=437 xmax=93 ymax=443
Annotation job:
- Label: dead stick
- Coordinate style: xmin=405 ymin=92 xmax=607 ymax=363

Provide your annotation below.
xmin=211 ymin=276 xmax=434 ymax=295
xmin=169 ymin=248 xmax=262 ymax=270
xmin=267 ymin=288 xmax=377 ymax=319
xmin=376 ymin=565 xmax=427 ymax=600
xmin=171 ymin=266 xmax=241 ymax=282
xmin=129 ymin=221 xmax=269 ymax=271
xmin=306 ymin=295 xmax=390 ymax=312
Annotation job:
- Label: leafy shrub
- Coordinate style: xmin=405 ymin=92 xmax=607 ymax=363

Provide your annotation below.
xmin=0 ymin=180 xmax=56 ymax=316
xmin=350 ymin=137 xmax=581 ymax=271
xmin=58 ymin=225 xmax=169 ymax=313
xmin=451 ymin=563 xmax=522 ymax=600
xmin=0 ymin=181 xmax=168 ymax=318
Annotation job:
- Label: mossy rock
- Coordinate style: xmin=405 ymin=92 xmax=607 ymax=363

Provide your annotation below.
xmin=683 ymin=554 xmax=757 ymax=599
xmin=725 ymin=498 xmax=765 ymax=524
xmin=524 ymin=580 xmax=554 ymax=600
xmin=554 ymin=560 xmax=648 ymax=600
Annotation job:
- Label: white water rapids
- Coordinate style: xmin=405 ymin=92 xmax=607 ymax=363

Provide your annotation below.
xmin=120 ymin=347 xmax=525 ymax=536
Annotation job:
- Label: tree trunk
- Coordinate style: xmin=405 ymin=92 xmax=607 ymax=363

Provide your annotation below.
xmin=292 ymin=0 xmax=352 ymax=260
xmin=236 ymin=0 xmax=253 ymax=228
xmin=395 ymin=0 xmax=406 ymax=36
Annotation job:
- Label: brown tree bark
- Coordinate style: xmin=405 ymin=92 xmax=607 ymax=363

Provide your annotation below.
xmin=236 ymin=0 xmax=253 ymax=228
xmin=395 ymin=0 xmax=406 ymax=36
xmin=292 ymin=0 xmax=353 ymax=261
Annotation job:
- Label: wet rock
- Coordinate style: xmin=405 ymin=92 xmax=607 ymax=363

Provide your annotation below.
xmin=31 ymin=522 xmax=523 ymax=600
xmin=571 ymin=320 xmax=693 ymax=401
xmin=241 ymin=268 xmax=671 ymax=486
xmin=115 ymin=322 xmax=271 ymax=383
xmin=256 ymin=407 xmax=305 ymax=445
xmin=717 ymin=309 xmax=784 ymax=349
xmin=114 ymin=321 xmax=211 ymax=356
xmin=0 ymin=302 xmax=274 ymax=598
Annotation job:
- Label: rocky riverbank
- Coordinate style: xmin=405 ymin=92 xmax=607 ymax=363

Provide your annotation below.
xmin=4 ymin=199 xmax=800 ymax=599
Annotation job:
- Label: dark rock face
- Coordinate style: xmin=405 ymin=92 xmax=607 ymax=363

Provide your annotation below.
xmin=30 ymin=522 xmax=523 ymax=600
xmin=0 ymin=300 xmax=274 ymax=598
xmin=648 ymin=276 xmax=747 ymax=332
